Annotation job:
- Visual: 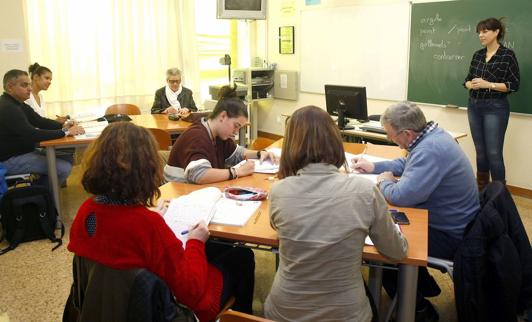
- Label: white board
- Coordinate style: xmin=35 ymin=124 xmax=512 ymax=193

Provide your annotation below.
xmin=300 ymin=2 xmax=410 ymax=100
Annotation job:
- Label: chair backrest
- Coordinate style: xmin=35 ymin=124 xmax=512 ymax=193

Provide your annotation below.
xmin=105 ymin=104 xmax=141 ymax=115
xmin=249 ymin=137 xmax=275 ymax=151
xmin=219 ymin=310 xmax=275 ymax=322
xmin=148 ymin=128 xmax=172 ymax=151
xmin=63 ymin=255 xmax=196 ymax=322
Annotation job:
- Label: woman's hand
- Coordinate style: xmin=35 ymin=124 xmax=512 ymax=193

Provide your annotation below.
xmin=236 ymin=160 xmax=255 ymax=177
xmin=188 ymin=220 xmax=209 ymax=242
xmin=470 ymin=77 xmax=491 ymax=89
xmin=260 ymin=151 xmax=279 ymax=164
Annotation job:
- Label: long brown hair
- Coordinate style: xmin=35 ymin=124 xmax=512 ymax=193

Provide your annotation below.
xmin=278 ymin=105 xmax=346 ymax=179
xmin=82 ymin=122 xmax=163 ymax=206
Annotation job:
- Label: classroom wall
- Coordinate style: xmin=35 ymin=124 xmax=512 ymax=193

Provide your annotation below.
xmin=0 ymin=1 xmax=30 ymax=74
xmin=257 ymin=0 xmax=532 ymax=190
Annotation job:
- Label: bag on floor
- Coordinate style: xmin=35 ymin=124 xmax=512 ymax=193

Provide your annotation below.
xmin=0 ymin=185 xmax=64 ymax=255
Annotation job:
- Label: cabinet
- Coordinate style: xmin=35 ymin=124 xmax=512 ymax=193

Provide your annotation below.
xmin=232 ymin=68 xmax=275 ymax=144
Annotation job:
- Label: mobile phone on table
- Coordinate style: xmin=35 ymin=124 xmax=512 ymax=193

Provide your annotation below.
xmin=391 ymin=211 xmax=410 ymax=225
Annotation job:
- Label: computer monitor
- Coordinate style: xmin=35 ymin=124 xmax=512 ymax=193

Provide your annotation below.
xmin=324 ymin=85 xmax=368 ymax=130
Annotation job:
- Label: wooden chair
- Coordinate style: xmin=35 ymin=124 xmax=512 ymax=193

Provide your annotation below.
xmin=249 ymin=137 xmax=276 ymax=151
xmin=148 ymin=128 xmax=172 ymax=151
xmin=219 ymin=310 xmax=275 ymax=322
xmin=105 ymin=104 xmax=141 ymax=115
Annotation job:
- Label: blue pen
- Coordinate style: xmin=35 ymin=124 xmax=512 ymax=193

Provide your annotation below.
xmin=180 ymin=229 xmax=189 ymax=235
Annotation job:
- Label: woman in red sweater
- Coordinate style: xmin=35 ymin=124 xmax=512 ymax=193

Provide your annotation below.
xmin=68 ymin=122 xmax=255 ymax=321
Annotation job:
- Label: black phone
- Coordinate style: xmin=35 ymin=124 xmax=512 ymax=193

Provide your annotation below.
xmin=391 ymin=211 xmax=410 ymax=225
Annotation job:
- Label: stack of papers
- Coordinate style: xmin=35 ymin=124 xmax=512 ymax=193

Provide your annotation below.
xmin=74 ymin=120 xmax=108 ymax=139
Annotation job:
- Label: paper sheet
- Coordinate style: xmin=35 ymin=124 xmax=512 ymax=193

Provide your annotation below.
xmin=365 ymin=224 xmax=402 ymax=245
xmin=211 ymin=199 xmax=261 ymax=226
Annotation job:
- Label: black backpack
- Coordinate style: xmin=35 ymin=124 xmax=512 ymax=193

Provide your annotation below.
xmin=0 ymin=185 xmax=65 ymax=255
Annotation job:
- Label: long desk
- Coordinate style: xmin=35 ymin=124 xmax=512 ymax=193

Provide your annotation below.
xmin=280 ymin=113 xmax=467 ymax=143
xmin=40 ymin=114 xmax=192 ymax=219
xmin=158 ymin=142 xmax=427 ymax=322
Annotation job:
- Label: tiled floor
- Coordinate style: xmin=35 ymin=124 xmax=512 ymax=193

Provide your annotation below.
xmin=1 ymin=165 xmax=531 ymax=322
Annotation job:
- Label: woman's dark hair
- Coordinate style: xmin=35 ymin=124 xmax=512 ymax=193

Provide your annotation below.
xmin=28 ymin=62 xmax=52 ymax=79
xmin=209 ymin=84 xmax=248 ymax=120
xmin=82 ymin=122 xmax=163 ymax=206
xmin=476 ymin=17 xmax=506 ymax=41
xmin=278 ymin=105 xmax=346 ymax=179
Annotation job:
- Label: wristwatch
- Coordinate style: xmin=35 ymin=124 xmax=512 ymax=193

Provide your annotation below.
xmin=62 ymin=128 xmax=70 ymax=137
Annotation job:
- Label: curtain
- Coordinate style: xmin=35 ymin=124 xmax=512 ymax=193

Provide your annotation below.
xmin=23 ymin=0 xmax=198 ymax=117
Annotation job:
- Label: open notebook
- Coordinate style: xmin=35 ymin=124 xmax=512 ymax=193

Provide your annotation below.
xmin=163 ymin=187 xmax=260 ymax=245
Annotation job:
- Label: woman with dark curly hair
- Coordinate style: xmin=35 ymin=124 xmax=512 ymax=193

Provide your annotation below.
xmin=68 ymin=122 xmax=255 ymax=321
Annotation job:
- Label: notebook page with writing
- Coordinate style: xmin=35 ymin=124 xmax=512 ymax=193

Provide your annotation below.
xmin=164 ymin=187 xmax=222 ymax=245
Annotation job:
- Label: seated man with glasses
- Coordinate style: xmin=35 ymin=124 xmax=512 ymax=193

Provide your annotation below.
xmin=352 ymin=101 xmax=479 ymax=322
xmin=151 ymin=67 xmax=197 ymax=116
xmin=164 ymin=85 xmax=277 ymax=184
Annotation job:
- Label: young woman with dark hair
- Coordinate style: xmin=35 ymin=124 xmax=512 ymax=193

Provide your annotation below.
xmin=164 ymin=85 xmax=277 ymax=184
xmin=464 ymin=17 xmax=520 ymax=189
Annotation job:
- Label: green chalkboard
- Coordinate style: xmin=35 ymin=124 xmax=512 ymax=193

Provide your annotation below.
xmin=408 ymin=0 xmax=532 ymax=115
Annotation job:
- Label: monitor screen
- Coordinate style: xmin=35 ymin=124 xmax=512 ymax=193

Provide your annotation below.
xmin=324 ymin=85 xmax=368 ymax=129
xmin=217 ymin=0 xmax=266 ymax=20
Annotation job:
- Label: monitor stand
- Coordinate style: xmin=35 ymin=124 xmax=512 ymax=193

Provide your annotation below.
xmin=357 ymin=119 xmax=370 ymax=123
xmin=337 ymin=110 xmax=354 ymax=130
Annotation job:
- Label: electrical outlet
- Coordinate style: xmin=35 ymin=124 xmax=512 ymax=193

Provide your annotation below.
xmin=276 ymin=116 xmax=281 ymax=123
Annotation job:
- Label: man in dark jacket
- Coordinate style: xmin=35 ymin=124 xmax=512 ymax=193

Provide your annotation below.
xmin=0 ymin=69 xmax=84 ymax=186
xmin=150 ymin=68 xmax=197 ymax=115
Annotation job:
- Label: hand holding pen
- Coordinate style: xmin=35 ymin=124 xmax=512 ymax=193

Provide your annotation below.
xmin=182 ymin=220 xmax=209 ymax=242
xmin=350 ymin=155 xmax=375 ymax=174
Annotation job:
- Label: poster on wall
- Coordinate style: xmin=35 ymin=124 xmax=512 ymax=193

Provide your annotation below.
xmin=279 ymin=26 xmax=294 ymax=54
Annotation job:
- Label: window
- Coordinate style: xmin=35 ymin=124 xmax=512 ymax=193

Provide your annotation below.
xmin=195 ymin=1 xmax=238 ymax=103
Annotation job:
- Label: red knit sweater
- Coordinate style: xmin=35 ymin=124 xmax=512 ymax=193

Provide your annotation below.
xmin=68 ymin=198 xmax=223 ymax=322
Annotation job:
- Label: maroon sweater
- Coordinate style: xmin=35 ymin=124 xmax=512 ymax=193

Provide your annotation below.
xmin=68 ymin=198 xmax=223 ymax=322
xmin=167 ymin=120 xmax=237 ymax=169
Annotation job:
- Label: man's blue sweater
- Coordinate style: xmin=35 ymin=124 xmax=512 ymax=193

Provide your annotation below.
xmin=374 ymin=127 xmax=479 ymax=239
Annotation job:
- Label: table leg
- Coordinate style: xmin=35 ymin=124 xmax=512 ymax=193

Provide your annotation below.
xmin=368 ymin=265 xmax=383 ymax=310
xmin=396 ymin=264 xmax=419 ymax=322
xmin=46 ymin=146 xmax=62 ymax=220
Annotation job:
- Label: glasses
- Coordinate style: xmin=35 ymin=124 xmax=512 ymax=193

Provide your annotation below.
xmin=387 ymin=129 xmax=406 ymax=141
xmin=167 ymin=79 xmax=181 ymax=84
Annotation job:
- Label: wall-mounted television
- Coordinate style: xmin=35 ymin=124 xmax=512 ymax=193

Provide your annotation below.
xmin=216 ymin=0 xmax=267 ymax=20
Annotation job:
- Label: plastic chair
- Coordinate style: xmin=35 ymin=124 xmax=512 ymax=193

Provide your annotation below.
xmin=219 ymin=310 xmax=275 ymax=322
xmin=148 ymin=128 xmax=172 ymax=151
xmin=105 ymin=104 xmax=141 ymax=115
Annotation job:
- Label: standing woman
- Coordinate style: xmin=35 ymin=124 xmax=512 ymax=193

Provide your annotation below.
xmin=464 ymin=17 xmax=520 ymax=190
xmin=26 ymin=63 xmax=68 ymax=123
xmin=264 ymin=106 xmax=407 ymax=322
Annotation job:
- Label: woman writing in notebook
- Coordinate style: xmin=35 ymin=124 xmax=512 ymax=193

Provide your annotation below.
xmin=164 ymin=85 xmax=277 ymax=184
xmin=26 ymin=63 xmax=68 ymax=123
xmin=464 ymin=17 xmax=520 ymax=189
xmin=68 ymin=122 xmax=255 ymax=322
xmin=264 ymin=106 xmax=408 ymax=322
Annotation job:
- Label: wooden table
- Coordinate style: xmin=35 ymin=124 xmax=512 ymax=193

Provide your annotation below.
xmin=158 ymin=141 xmax=427 ymax=322
xmin=40 ymin=114 xmax=192 ymax=219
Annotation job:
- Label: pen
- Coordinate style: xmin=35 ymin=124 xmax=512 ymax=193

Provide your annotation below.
xmin=253 ymin=210 xmax=262 ymax=224
xmin=181 ymin=222 xmax=199 ymax=235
